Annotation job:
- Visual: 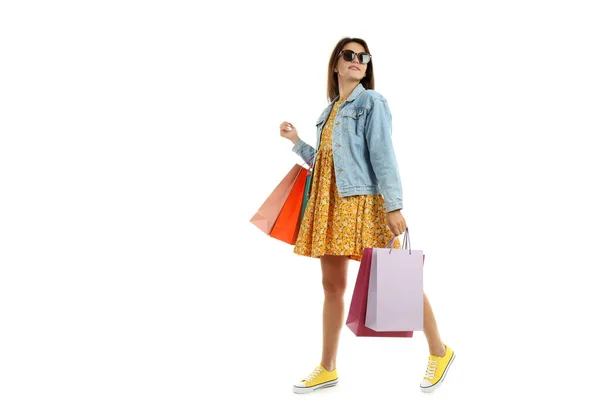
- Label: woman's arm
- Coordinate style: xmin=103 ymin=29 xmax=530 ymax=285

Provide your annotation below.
xmin=364 ymin=96 xmax=404 ymax=213
xmin=292 ymin=138 xmax=316 ymax=165
xmin=281 ymin=121 xmax=316 ymax=165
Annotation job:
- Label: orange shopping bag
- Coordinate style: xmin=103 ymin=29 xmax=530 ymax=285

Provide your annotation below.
xmin=269 ymin=166 xmax=309 ymax=245
xmin=249 ymin=164 xmax=304 ymax=235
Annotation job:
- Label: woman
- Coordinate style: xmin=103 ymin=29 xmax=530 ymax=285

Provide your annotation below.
xmin=279 ymin=37 xmax=455 ymax=394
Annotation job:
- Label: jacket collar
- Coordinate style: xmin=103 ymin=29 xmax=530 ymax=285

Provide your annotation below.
xmin=332 ymin=82 xmax=365 ymax=105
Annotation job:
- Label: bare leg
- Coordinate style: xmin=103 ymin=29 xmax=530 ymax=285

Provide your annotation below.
xmin=319 ymin=255 xmax=349 ymax=372
xmin=423 ymin=293 xmax=446 ymax=357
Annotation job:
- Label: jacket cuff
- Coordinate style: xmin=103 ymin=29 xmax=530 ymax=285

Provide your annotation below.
xmin=385 ymin=200 xmax=403 ymax=213
xmin=292 ymin=139 xmax=306 ymax=155
xmin=291 ymin=139 xmax=315 ymax=165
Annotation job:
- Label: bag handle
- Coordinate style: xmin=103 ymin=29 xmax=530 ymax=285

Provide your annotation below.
xmin=385 ymin=227 xmax=411 ymax=254
xmin=302 ymin=153 xmax=316 ymax=171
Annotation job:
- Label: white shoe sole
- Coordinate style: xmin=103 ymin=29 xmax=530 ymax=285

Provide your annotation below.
xmin=293 ymin=378 xmax=339 ymax=394
xmin=420 ymin=352 xmax=456 ymax=393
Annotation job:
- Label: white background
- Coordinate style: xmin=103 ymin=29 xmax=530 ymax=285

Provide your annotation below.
xmin=1 ymin=1 xmax=599 ymax=399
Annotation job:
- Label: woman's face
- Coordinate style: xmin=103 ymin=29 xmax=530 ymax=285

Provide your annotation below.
xmin=334 ymin=42 xmax=368 ymax=82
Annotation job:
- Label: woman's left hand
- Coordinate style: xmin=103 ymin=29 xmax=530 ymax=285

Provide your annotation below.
xmin=386 ymin=210 xmax=407 ymax=236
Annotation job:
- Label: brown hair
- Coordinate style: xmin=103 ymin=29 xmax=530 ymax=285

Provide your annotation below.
xmin=327 ymin=37 xmax=375 ymax=103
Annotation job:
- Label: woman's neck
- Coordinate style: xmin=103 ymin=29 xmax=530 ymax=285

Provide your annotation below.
xmin=338 ymin=79 xmax=360 ymax=103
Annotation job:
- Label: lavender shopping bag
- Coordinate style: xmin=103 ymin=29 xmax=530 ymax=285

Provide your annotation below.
xmin=365 ymin=228 xmax=425 ymax=332
xmin=346 ymin=248 xmax=413 ymax=338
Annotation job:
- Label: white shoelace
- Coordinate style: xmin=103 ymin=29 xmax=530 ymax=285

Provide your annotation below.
xmin=424 ymin=359 xmax=438 ymax=380
xmin=304 ymin=366 xmax=324 ymax=383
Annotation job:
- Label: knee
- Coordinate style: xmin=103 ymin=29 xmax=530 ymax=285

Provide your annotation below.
xmin=322 ymin=278 xmax=346 ymax=298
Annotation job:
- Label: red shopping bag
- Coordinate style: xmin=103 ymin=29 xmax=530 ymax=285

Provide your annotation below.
xmin=346 ymin=248 xmax=414 ymax=337
xmin=269 ymin=166 xmax=309 ymax=245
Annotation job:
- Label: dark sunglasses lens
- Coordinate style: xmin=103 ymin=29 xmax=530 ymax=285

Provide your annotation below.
xmin=342 ymin=50 xmax=354 ymax=62
xmin=359 ymin=53 xmax=371 ymax=64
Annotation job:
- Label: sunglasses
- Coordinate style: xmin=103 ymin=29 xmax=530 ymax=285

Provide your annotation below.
xmin=338 ymin=49 xmax=371 ymax=64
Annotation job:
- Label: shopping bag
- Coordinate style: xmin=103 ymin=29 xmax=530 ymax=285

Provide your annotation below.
xmin=346 ymin=247 xmax=414 ymax=338
xmin=269 ymin=166 xmax=309 ymax=245
xmin=250 ymin=164 xmax=304 ymax=234
xmin=299 ymin=154 xmax=315 ymax=224
xmin=365 ymin=229 xmax=425 ymax=332
xmin=299 ymin=171 xmax=312 ymax=224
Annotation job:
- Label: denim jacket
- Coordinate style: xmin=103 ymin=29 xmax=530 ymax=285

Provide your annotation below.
xmin=292 ymin=83 xmax=403 ymax=212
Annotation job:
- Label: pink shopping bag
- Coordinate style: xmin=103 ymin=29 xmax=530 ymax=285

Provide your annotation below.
xmin=365 ymin=228 xmax=425 ymax=332
xmin=346 ymin=247 xmax=413 ymax=338
xmin=269 ymin=166 xmax=309 ymax=245
xmin=250 ymin=164 xmax=303 ymax=234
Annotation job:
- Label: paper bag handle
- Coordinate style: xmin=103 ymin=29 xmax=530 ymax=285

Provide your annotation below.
xmin=386 ymin=227 xmax=411 ymax=254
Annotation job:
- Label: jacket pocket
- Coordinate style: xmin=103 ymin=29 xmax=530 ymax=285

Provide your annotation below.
xmin=341 ymin=107 xmax=366 ymax=137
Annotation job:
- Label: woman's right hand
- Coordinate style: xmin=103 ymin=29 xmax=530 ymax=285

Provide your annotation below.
xmin=280 ymin=121 xmax=299 ymax=143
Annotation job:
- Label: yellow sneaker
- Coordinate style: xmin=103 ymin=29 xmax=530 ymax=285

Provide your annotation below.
xmin=293 ymin=365 xmax=338 ymax=394
xmin=420 ymin=345 xmax=455 ymax=393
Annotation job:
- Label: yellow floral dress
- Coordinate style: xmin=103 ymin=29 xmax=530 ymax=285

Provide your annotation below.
xmin=293 ymin=98 xmax=401 ymax=262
